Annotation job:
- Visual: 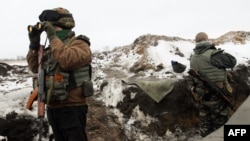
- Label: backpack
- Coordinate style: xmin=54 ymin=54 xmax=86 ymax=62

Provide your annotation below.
xmin=211 ymin=49 xmax=237 ymax=69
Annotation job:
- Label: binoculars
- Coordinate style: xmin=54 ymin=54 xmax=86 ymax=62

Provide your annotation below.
xmin=27 ymin=22 xmax=44 ymax=33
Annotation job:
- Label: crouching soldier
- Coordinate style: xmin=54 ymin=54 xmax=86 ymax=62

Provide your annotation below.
xmin=189 ymin=32 xmax=237 ymax=137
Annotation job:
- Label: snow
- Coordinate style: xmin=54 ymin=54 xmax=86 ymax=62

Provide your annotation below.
xmin=147 ymin=40 xmax=249 ymax=74
xmin=0 ymin=39 xmax=250 ymax=140
xmin=147 ymin=40 xmax=194 ymax=72
xmin=101 ymin=78 xmax=124 ymax=107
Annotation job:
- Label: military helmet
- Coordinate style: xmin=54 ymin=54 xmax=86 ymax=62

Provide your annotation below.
xmin=39 ymin=7 xmax=75 ymax=29
xmin=195 ymin=32 xmax=208 ymax=42
xmin=171 ymin=60 xmax=186 ymax=73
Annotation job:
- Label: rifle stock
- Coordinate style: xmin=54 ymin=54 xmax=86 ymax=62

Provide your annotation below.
xmin=26 ymin=87 xmax=38 ymax=110
xmin=188 ymin=69 xmax=235 ymax=110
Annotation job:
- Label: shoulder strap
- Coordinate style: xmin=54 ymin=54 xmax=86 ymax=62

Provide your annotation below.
xmin=76 ymin=35 xmax=91 ymax=46
xmin=65 ymin=35 xmax=91 ymax=46
xmin=65 ymin=36 xmax=77 ymax=46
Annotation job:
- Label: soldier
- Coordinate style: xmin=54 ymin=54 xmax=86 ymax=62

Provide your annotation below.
xmin=189 ymin=32 xmax=237 ymax=137
xmin=26 ymin=7 xmax=92 ymax=141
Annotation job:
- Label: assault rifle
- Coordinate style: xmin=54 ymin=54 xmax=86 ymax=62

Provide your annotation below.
xmin=188 ymin=69 xmax=235 ymax=110
xmin=37 ymin=45 xmax=46 ymax=141
xmin=26 ymin=45 xmax=46 ymax=140
xmin=26 ymin=24 xmax=46 ymax=140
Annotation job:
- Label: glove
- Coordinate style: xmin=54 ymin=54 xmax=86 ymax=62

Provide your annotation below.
xmin=28 ymin=25 xmax=42 ymax=50
xmin=44 ymin=21 xmax=56 ymax=41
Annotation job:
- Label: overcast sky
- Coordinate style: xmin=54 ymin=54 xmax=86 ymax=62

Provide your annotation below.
xmin=0 ymin=0 xmax=250 ymax=59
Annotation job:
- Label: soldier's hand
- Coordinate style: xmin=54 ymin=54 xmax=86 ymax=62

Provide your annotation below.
xmin=28 ymin=25 xmax=42 ymax=50
xmin=44 ymin=21 xmax=56 ymax=41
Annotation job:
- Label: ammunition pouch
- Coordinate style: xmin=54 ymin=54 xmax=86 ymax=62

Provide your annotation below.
xmin=82 ymin=80 xmax=94 ymax=97
xmin=45 ymin=72 xmax=69 ymax=103
xmin=215 ymin=81 xmax=233 ymax=96
xmin=225 ymin=82 xmax=233 ymax=94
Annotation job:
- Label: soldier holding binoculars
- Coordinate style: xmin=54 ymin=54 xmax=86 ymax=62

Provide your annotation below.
xmin=26 ymin=7 xmax=92 ymax=141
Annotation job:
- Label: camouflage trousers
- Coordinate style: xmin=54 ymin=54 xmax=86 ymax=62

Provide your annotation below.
xmin=199 ymin=93 xmax=231 ymax=137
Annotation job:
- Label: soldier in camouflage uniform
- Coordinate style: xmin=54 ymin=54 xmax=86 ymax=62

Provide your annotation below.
xmin=189 ymin=32 xmax=237 ymax=137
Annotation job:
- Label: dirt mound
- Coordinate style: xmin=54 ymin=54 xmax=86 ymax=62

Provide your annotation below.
xmin=86 ymin=96 xmax=128 ymax=141
xmin=212 ymin=31 xmax=250 ymax=45
xmin=0 ymin=111 xmax=49 ymax=141
xmin=115 ymin=64 xmax=250 ymax=138
xmin=85 ymin=64 xmax=250 ymax=141
xmin=0 ymin=63 xmax=12 ymax=76
xmin=117 ymin=78 xmax=200 ymax=135
xmin=0 ymin=62 xmax=29 ymax=77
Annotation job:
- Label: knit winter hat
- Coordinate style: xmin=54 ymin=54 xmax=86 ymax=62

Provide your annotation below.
xmin=39 ymin=7 xmax=75 ymax=29
xmin=195 ymin=32 xmax=208 ymax=42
